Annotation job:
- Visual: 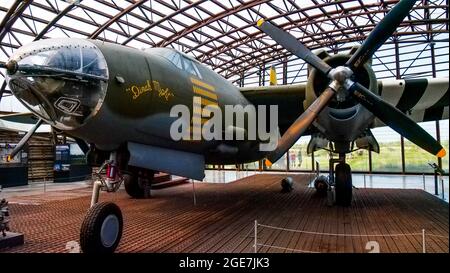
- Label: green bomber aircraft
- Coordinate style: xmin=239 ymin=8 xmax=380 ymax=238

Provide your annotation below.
xmin=0 ymin=0 xmax=448 ymax=253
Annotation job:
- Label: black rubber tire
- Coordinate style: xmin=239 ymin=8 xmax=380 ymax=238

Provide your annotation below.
xmin=80 ymin=202 xmax=123 ymax=253
xmin=314 ymin=175 xmax=328 ymax=196
xmin=334 ymin=163 xmax=352 ymax=206
xmin=124 ymin=173 xmax=144 ymax=198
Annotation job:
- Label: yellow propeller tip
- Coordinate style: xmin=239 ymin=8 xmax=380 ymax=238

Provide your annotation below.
xmin=257 ymin=18 xmax=265 ymax=27
xmin=264 ymin=159 xmax=273 ymax=167
xmin=6 ymin=155 xmax=12 ymax=162
xmin=436 ymin=148 xmax=446 ymax=158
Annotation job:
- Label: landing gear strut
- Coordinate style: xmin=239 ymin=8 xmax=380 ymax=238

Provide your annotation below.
xmin=80 ymin=152 xmax=124 ymax=253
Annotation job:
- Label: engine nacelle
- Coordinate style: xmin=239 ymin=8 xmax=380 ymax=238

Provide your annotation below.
xmin=304 ymin=48 xmax=378 ymax=154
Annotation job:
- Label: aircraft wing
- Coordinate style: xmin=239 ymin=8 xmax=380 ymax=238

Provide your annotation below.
xmin=240 ymin=78 xmax=448 ymax=133
xmin=240 ymin=83 xmax=309 ymax=135
xmin=373 ymin=78 xmax=449 ymax=127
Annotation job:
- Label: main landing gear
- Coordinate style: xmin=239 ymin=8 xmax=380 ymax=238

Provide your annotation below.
xmin=312 ymin=153 xmax=353 ymax=206
xmin=80 ymin=149 xmax=156 ymax=253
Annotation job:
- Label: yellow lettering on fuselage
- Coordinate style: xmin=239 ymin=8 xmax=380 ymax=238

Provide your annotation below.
xmin=125 ymin=80 xmax=174 ymax=102
xmin=126 ymin=80 xmax=152 ymax=100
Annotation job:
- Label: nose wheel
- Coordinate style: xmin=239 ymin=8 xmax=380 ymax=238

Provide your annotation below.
xmin=80 ymin=202 xmax=123 ymax=253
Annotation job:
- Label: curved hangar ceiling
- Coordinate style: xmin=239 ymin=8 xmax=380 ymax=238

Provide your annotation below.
xmin=0 ymin=0 xmax=448 ymax=87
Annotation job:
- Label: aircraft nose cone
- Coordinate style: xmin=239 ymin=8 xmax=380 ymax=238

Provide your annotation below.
xmin=5 ymin=60 xmax=18 ymax=75
xmin=5 ymin=38 xmax=109 ymax=131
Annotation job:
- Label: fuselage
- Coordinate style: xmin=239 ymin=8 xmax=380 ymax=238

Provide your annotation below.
xmin=6 ymin=38 xmax=268 ymax=164
xmin=6 ymin=38 xmax=384 ymax=163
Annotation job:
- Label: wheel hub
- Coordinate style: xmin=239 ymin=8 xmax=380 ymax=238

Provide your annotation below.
xmin=100 ymin=214 xmax=120 ymax=248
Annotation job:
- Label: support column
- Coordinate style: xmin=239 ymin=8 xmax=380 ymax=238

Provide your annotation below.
xmin=436 ymin=120 xmax=442 ymax=170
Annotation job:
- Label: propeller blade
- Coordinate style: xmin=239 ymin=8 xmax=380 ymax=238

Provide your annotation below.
xmin=347 ymin=0 xmax=417 ymax=70
xmin=0 ymin=82 xmax=6 ymax=105
xmin=7 ymin=118 xmax=44 ymax=162
xmin=257 ymin=19 xmax=332 ymax=75
xmin=348 ymin=82 xmax=445 ymax=158
xmin=265 ymin=86 xmax=336 ymax=166
xmin=1 ymin=62 xmax=7 ymax=105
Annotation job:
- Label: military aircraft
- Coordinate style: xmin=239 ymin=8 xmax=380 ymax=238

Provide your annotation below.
xmin=0 ymin=0 xmax=448 ymax=253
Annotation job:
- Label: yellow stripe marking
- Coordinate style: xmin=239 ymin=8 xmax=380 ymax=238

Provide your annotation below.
xmin=193 ymin=86 xmax=218 ymax=100
xmin=193 ymin=100 xmax=219 ymax=109
xmin=191 ymin=118 xmax=210 ymax=125
xmin=200 ymin=97 xmax=218 ymax=106
xmin=193 ymin=107 xmax=203 ymax=115
xmin=191 ymin=78 xmax=215 ymax=91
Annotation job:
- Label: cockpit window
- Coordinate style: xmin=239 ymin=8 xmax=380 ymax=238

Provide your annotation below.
xmin=149 ymin=48 xmax=203 ymax=79
xmin=182 ymin=57 xmax=202 ymax=79
xmin=167 ymin=52 xmax=183 ymax=70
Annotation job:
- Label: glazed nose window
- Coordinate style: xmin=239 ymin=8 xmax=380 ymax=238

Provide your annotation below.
xmin=6 ymin=39 xmax=109 ymax=131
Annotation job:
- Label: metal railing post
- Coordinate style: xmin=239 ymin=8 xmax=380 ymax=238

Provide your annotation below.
xmin=364 ymin=174 xmax=366 ymax=188
xmin=422 ymin=229 xmax=426 ymax=253
xmin=422 ymin=174 xmax=426 ymax=191
xmin=441 ymin=177 xmax=445 ymax=200
xmin=254 ymin=220 xmax=258 ymax=253
xmin=434 ymin=171 xmax=439 ymax=195
xmin=192 ymin=179 xmax=197 ymax=206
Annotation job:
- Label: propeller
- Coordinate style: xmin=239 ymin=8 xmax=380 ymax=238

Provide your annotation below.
xmin=257 ymin=0 xmax=445 ymax=166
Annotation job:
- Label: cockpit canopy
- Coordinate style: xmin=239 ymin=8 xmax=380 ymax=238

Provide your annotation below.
xmin=147 ymin=48 xmax=203 ymax=79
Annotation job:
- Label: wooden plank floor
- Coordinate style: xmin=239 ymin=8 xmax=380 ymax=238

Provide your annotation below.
xmin=1 ymin=174 xmax=448 ymax=253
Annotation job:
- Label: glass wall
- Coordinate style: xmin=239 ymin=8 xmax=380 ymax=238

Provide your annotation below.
xmin=210 ymin=120 xmax=449 ymax=175
xmin=313 ymin=150 xmax=338 ymax=173
xmin=404 ymin=121 xmax=438 ymax=173
xmin=267 ymin=153 xmax=288 ymax=170
xmin=440 ymin=119 xmax=449 ymax=173
xmin=243 ymin=161 xmax=258 ymax=170
xmin=289 ymin=136 xmax=313 ymax=171
xmin=346 ymin=149 xmax=370 ymax=172
xmin=371 ymin=126 xmax=403 ymax=172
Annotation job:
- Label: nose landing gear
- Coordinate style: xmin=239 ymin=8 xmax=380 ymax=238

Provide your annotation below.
xmin=80 ymin=152 xmax=124 ymax=253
